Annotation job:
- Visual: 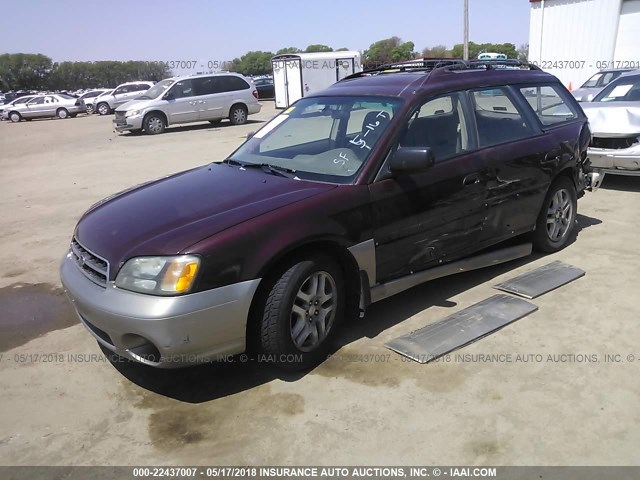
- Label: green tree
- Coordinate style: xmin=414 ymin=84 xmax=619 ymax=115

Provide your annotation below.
xmin=362 ymin=37 xmax=416 ymax=67
xmin=230 ymin=51 xmax=274 ymax=76
xmin=0 ymin=53 xmax=53 ymax=90
xmin=275 ymin=47 xmax=302 ymax=55
xmin=421 ymin=45 xmax=451 ymax=58
xmin=335 ymin=47 xmax=350 ymax=52
xmin=305 ymin=44 xmax=333 ymax=53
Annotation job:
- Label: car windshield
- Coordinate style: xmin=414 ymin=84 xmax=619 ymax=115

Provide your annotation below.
xmin=593 ymin=76 xmax=640 ymax=102
xmin=137 ymin=79 xmax=173 ymax=100
xmin=581 ymin=73 xmax=602 ymax=88
xmin=228 ymin=96 xmax=402 ymax=184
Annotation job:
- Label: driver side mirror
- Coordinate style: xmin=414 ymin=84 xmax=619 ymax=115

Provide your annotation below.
xmin=388 ymin=147 xmax=435 ymax=175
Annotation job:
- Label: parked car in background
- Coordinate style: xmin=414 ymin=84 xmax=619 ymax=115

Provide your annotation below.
xmin=572 ymin=68 xmax=634 ymax=102
xmin=253 ymin=76 xmax=274 ymax=99
xmin=582 ymin=71 xmax=640 ymax=176
xmin=0 ymin=95 xmax=38 ymax=120
xmin=90 ymin=89 xmax=114 ymax=114
xmin=113 ymin=73 xmax=260 ymax=134
xmin=94 ymin=81 xmax=154 ymax=116
xmin=5 ymin=94 xmax=85 ymax=122
xmin=61 ymin=59 xmax=597 ymax=371
xmin=79 ymin=89 xmax=110 ymax=114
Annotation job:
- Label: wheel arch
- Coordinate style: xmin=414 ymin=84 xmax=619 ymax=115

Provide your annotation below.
xmin=143 ymin=110 xmax=168 ymax=127
xmin=228 ymin=102 xmax=247 ymax=117
xmin=245 ymin=238 xmax=362 ymax=351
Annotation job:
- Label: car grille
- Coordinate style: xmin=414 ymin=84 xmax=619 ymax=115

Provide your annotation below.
xmin=115 ymin=112 xmax=126 ymax=121
xmin=591 ymin=136 xmax=639 ymax=150
xmin=70 ymin=238 xmax=109 ymax=287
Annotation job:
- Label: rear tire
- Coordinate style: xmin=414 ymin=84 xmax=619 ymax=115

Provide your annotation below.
xmin=229 ymin=104 xmax=248 ymax=125
xmin=143 ymin=113 xmax=166 ymax=135
xmin=85 ymin=104 xmax=95 ymax=114
xmin=96 ymin=102 xmax=111 ymax=115
xmin=533 ymin=176 xmax=577 ymax=253
xmin=56 ymin=108 xmax=69 ymax=119
xmin=9 ymin=111 xmax=21 ymax=122
xmin=260 ymin=255 xmax=344 ymax=371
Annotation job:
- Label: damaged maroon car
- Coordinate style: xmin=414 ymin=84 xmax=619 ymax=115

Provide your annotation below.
xmin=60 ymin=59 xmax=598 ymax=370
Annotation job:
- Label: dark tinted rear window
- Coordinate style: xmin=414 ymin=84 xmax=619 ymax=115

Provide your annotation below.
xmin=193 ymin=77 xmax=221 ymax=95
xmin=220 ymin=76 xmax=250 ymax=92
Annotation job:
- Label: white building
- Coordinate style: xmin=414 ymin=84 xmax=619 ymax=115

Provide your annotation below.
xmin=529 ymin=0 xmax=640 ymax=89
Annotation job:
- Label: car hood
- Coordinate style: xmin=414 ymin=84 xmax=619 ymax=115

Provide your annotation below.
xmin=581 ymin=102 xmax=640 ymax=137
xmin=117 ymin=98 xmax=160 ymax=112
xmin=572 ymin=87 xmax=602 ymax=102
xmin=75 ymin=163 xmax=335 ymax=277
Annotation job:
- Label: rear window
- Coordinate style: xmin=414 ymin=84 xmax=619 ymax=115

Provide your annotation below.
xmin=220 ymin=76 xmax=250 ymax=92
xmin=520 ymin=85 xmax=578 ymax=126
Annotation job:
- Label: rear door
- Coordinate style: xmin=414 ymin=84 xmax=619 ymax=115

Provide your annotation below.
xmin=370 ymin=92 xmax=490 ymax=282
xmin=273 ymin=59 xmax=289 ymax=108
xmin=470 ymin=85 xmax=577 ymax=244
xmin=164 ymin=79 xmax=198 ymax=124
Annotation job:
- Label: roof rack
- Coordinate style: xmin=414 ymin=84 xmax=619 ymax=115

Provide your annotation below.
xmin=341 ymin=58 xmax=540 ymax=81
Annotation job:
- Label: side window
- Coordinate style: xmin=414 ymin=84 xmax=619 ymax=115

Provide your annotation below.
xmin=519 ymin=85 xmax=577 ymax=126
xmin=471 ymin=88 xmax=534 ymax=147
xmin=114 ymin=86 xmax=129 ymax=95
xmin=135 ymin=83 xmax=150 ymax=91
xmin=399 ymin=92 xmax=470 ymax=162
xmin=192 ymin=77 xmax=222 ymax=96
xmin=29 ymin=97 xmax=45 ymax=105
xmin=220 ymin=76 xmax=250 ymax=92
xmin=168 ymin=79 xmax=193 ymax=99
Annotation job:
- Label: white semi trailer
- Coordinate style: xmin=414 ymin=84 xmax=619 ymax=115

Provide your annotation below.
xmin=271 ymin=51 xmax=362 ymax=109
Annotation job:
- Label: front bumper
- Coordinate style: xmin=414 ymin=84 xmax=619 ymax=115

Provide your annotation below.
xmin=113 ymin=114 xmax=143 ymax=132
xmin=60 ymin=253 xmax=261 ymax=368
xmin=588 ymin=147 xmax=640 ymax=176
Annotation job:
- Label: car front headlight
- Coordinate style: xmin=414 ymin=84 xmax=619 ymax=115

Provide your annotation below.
xmin=125 ymin=109 xmax=140 ymax=117
xmin=115 ymin=255 xmax=201 ymax=295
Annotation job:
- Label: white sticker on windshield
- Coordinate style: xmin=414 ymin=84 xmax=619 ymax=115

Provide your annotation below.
xmin=253 ymin=115 xmax=289 ymax=139
xmin=609 ymin=84 xmax=633 ymax=98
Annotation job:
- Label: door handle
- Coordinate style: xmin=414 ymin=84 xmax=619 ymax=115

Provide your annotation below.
xmin=463 ymin=173 xmax=481 ymax=186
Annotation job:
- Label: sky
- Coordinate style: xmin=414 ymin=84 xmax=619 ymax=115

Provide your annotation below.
xmin=3 ymin=0 xmax=531 ymax=63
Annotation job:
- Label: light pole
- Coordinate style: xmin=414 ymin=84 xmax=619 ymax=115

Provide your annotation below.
xmin=463 ymin=0 xmax=469 ymax=60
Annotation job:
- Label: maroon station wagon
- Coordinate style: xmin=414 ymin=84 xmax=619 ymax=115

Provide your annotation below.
xmin=60 ymin=60 xmax=600 ymax=370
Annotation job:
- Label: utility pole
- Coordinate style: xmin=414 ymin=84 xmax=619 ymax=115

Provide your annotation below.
xmin=463 ymin=0 xmax=469 ymax=60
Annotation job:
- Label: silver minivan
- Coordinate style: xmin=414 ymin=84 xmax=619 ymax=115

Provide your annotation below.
xmin=113 ymin=73 xmax=261 ymax=134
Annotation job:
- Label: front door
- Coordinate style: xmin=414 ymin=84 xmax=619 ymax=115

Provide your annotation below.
xmin=164 ymin=79 xmax=199 ymax=124
xmin=370 ymin=92 xmax=490 ymax=282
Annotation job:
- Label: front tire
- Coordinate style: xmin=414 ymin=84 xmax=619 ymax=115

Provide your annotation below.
xmin=260 ymin=255 xmax=344 ymax=370
xmin=143 ymin=113 xmax=166 ymax=135
xmin=96 ymin=102 xmax=111 ymax=115
xmin=229 ymin=104 xmax=248 ymax=125
xmin=9 ymin=111 xmax=21 ymax=123
xmin=533 ymin=176 xmax=577 ymax=253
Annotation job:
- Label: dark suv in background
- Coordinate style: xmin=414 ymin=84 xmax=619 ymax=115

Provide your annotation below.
xmin=60 ymin=59 xmax=598 ymax=371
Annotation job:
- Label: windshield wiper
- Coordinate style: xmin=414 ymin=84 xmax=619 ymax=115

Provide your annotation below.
xmin=223 ymin=158 xmax=297 ymax=179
